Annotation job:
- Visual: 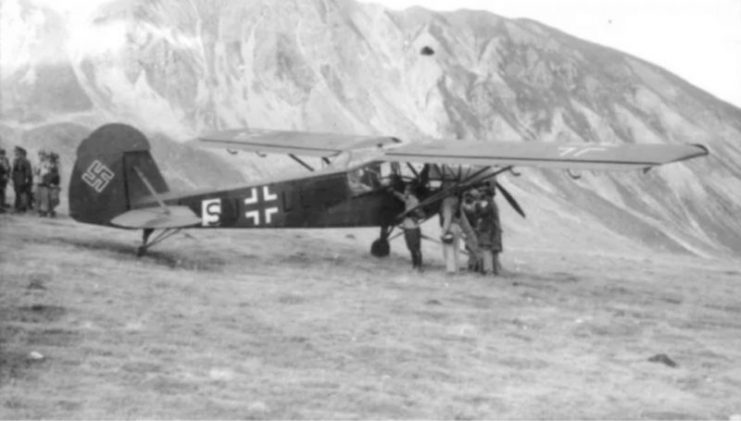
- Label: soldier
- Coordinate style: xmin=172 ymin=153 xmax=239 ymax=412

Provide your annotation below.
xmin=440 ymin=185 xmax=478 ymax=274
xmin=0 ymin=148 xmax=9 ymax=210
xmin=392 ymin=182 xmax=424 ymax=271
xmin=11 ymin=146 xmax=33 ymax=213
xmin=460 ymin=189 xmax=482 ymax=272
xmin=440 ymin=194 xmax=460 ymax=274
xmin=476 ymin=183 xmax=503 ymax=275
xmin=35 ymin=150 xmax=53 ymax=216
xmin=48 ymin=152 xmax=61 ymax=217
xmin=489 ymin=184 xmax=503 ymax=274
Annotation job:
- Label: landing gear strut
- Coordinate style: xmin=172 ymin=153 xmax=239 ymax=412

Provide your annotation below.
xmin=370 ymin=226 xmax=392 ymax=258
xmin=137 ymin=229 xmax=154 ymax=257
xmin=136 ymin=227 xmax=182 ymax=257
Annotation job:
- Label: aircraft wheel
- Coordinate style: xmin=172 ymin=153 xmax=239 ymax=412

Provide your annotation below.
xmin=370 ymin=238 xmax=390 ymax=258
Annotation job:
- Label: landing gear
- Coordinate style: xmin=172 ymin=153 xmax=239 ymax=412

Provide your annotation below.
xmin=137 ymin=229 xmax=154 ymax=256
xmin=370 ymin=226 xmax=392 ymax=258
xmin=136 ymin=227 xmax=182 ymax=257
xmin=371 ymin=238 xmax=390 ymax=257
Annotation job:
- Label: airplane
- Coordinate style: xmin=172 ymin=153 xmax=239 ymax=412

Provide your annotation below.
xmin=68 ymin=123 xmax=708 ymax=256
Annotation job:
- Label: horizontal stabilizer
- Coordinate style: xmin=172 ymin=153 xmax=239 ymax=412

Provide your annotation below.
xmin=110 ymin=206 xmax=200 ymax=229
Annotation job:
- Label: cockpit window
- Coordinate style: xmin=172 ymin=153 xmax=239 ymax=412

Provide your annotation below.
xmin=347 ymin=166 xmax=378 ymax=195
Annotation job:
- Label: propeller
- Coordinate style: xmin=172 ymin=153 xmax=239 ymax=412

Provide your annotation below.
xmin=494 ymin=181 xmax=526 ymax=219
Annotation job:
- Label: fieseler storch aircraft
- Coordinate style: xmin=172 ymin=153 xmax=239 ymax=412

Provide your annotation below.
xmin=68 ymin=123 xmax=708 ymax=256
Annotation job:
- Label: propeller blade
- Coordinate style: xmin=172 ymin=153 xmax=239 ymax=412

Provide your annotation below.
xmin=495 ymin=181 xmax=526 ymax=218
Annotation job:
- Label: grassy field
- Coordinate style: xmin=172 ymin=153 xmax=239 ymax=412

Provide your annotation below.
xmin=1 ymin=213 xmax=740 ymax=419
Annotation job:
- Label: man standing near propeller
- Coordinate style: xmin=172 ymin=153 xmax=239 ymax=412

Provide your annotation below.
xmin=391 ymin=182 xmax=425 ymax=272
xmin=462 ymin=182 xmax=504 ymax=276
xmin=484 ymin=182 xmax=503 ymax=275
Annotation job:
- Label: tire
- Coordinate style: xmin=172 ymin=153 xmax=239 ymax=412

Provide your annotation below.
xmin=370 ymin=238 xmax=390 ymax=257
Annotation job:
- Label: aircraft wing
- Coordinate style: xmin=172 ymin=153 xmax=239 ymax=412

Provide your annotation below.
xmin=198 ymin=129 xmax=402 ymax=157
xmin=385 ymin=142 xmax=709 ymax=170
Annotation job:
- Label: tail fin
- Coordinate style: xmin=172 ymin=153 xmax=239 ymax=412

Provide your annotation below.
xmin=69 ymin=123 xmax=169 ymax=225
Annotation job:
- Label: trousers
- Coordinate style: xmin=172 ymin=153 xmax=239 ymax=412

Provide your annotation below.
xmin=14 ymin=184 xmax=29 ymax=211
xmin=403 ymin=227 xmax=423 ymax=268
xmin=36 ymin=185 xmax=51 ymax=214
xmin=442 ymin=224 xmax=462 ymax=274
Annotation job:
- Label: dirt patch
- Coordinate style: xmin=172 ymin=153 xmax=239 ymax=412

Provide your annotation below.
xmin=26 ymin=328 xmax=81 ymax=347
xmin=0 ymin=304 xmax=78 ymax=386
xmin=0 ymin=305 xmax=67 ymax=324
xmin=0 ymin=350 xmax=47 ymax=384
xmin=48 ymin=237 xmax=227 ymax=271
xmin=641 ymin=411 xmax=703 ymax=420
xmin=147 ymin=375 xmax=200 ymax=395
xmin=277 ymin=293 xmax=307 ymax=305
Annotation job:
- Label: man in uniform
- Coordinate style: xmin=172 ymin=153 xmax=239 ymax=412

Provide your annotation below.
xmin=11 ymin=146 xmax=33 ymax=213
xmin=459 ymin=185 xmax=503 ymax=275
xmin=0 ymin=148 xmax=9 ymax=211
xmin=460 ymin=189 xmax=482 ymax=272
xmin=474 ymin=183 xmax=503 ymax=275
xmin=440 ymin=192 xmax=461 ymax=274
xmin=392 ymin=182 xmax=424 ymax=271
xmin=440 ymin=184 xmax=475 ymax=275
xmin=35 ymin=150 xmax=52 ymax=216
xmin=48 ymin=152 xmax=61 ymax=217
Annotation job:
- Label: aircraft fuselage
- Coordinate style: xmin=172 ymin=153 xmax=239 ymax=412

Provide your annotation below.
xmin=147 ymin=164 xmax=405 ymax=229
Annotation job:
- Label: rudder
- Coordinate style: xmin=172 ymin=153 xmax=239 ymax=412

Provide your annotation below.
xmin=69 ymin=123 xmax=169 ymax=225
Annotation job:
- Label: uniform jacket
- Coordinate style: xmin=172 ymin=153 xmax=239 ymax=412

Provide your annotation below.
xmin=37 ymin=161 xmax=60 ymax=187
xmin=12 ymin=157 xmax=33 ymax=187
xmin=471 ymin=197 xmax=503 ymax=252
xmin=0 ymin=156 xmax=9 ymax=183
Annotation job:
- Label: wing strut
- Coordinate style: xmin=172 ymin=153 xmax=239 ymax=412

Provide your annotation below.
xmin=406 ymin=163 xmax=420 ymax=178
xmin=289 ymin=153 xmax=315 ymax=172
xmin=125 ymin=166 xmax=200 ymax=256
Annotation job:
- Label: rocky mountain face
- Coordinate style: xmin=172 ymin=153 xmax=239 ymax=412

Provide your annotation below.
xmin=2 ymin=0 xmax=740 ymax=257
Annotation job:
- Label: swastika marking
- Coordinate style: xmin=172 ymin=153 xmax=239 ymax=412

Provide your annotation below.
xmin=82 ymin=160 xmax=115 ymax=193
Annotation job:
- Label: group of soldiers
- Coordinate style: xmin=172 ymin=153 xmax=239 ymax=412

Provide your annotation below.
xmin=441 ymin=183 xmax=503 ymax=275
xmin=395 ymin=180 xmax=503 ymax=275
xmin=0 ymin=146 xmax=61 ymax=216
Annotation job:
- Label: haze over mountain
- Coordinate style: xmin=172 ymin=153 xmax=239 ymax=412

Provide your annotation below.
xmin=1 ymin=0 xmax=740 ymax=257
